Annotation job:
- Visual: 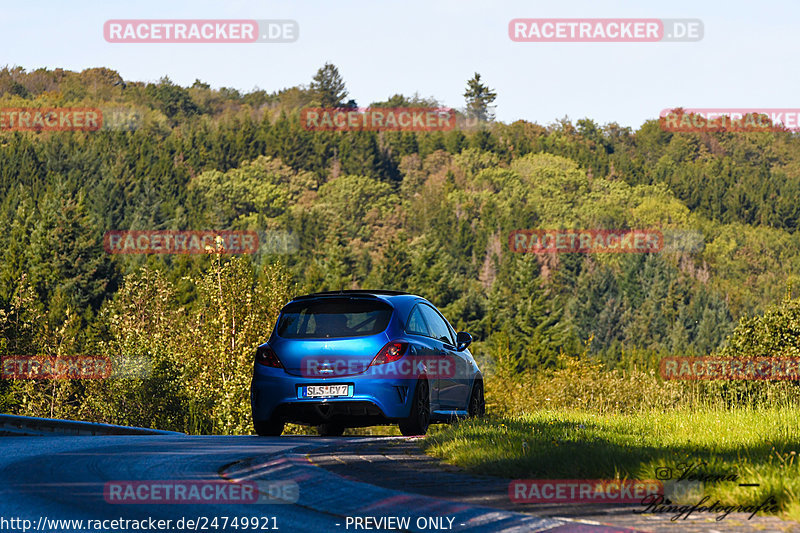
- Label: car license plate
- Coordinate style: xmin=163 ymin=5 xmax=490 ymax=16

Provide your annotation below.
xmin=304 ymin=384 xmax=350 ymax=398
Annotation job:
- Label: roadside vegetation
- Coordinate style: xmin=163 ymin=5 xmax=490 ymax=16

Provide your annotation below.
xmin=425 ymin=408 xmax=800 ymax=521
xmin=424 ymin=292 xmax=800 ymax=521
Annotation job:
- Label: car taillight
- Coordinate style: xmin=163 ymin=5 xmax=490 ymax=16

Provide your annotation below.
xmin=370 ymin=341 xmax=409 ymax=366
xmin=255 ymin=344 xmax=283 ymax=368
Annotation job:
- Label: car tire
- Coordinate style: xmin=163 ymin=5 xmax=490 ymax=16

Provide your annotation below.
xmin=399 ymin=378 xmax=430 ymax=436
xmin=468 ymin=380 xmax=485 ymax=418
xmin=254 ymin=418 xmax=285 ymax=436
xmin=317 ymin=423 xmax=345 ymax=436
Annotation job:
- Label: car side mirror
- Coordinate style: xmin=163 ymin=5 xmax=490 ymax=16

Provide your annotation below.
xmin=456 ymin=331 xmax=472 ymax=352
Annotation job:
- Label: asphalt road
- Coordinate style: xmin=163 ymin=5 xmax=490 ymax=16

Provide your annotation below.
xmin=0 ymin=436 xmax=345 ymax=532
xmin=6 ymin=435 xmax=794 ymax=533
xmin=0 ymin=435 xmax=597 ymax=533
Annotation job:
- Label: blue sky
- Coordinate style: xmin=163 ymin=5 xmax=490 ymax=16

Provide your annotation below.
xmin=2 ymin=0 xmax=797 ymax=130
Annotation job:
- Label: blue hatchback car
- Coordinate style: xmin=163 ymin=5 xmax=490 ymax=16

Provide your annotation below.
xmin=250 ymin=290 xmax=484 ymax=436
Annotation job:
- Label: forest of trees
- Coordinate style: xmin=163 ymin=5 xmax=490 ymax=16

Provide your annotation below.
xmin=1 ymin=64 xmax=799 ymax=432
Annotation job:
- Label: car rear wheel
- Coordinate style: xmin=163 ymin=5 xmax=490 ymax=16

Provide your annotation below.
xmin=254 ymin=418 xmax=285 ymax=436
xmin=399 ymin=378 xmax=430 ymax=436
xmin=317 ymin=422 xmax=345 ymax=436
xmin=468 ymin=380 xmax=485 ymax=418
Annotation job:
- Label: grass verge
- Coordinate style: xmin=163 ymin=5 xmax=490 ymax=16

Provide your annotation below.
xmin=424 ymin=408 xmax=800 ymax=522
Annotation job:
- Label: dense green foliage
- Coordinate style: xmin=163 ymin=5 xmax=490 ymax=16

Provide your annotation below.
xmin=1 ymin=65 xmax=800 ymax=431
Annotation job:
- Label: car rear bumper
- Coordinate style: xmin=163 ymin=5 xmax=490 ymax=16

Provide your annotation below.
xmin=270 ymin=400 xmax=387 ymax=427
xmin=250 ymin=364 xmax=417 ymax=425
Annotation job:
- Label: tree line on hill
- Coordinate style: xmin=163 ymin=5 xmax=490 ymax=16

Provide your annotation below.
xmin=1 ymin=63 xmax=798 ymax=431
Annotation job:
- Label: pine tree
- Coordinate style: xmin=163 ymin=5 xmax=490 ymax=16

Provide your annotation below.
xmin=372 ymin=236 xmax=412 ymax=291
xmin=463 ymin=73 xmax=497 ymax=122
xmin=27 ymin=182 xmax=119 ymax=335
xmin=310 ymin=63 xmax=349 ymax=108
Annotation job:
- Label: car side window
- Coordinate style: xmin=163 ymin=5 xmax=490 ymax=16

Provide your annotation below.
xmin=445 ymin=321 xmax=457 ymax=344
xmin=420 ymin=304 xmax=455 ymax=346
xmin=405 ymin=305 xmax=430 ymax=336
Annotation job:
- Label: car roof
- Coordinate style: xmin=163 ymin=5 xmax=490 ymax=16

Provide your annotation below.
xmin=290 ymin=290 xmax=416 ymax=300
xmin=280 ymin=291 xmax=452 ymax=329
xmin=286 ymin=291 xmax=427 ymax=316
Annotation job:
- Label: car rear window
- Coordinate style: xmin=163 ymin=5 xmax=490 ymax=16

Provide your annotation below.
xmin=276 ymin=298 xmax=394 ymax=339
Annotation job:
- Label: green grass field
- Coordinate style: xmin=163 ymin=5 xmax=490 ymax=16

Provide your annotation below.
xmin=424 ymin=408 xmax=800 ymax=521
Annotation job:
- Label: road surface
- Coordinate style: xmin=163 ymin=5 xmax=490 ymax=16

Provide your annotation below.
xmin=0 ymin=435 xmax=605 ymax=533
